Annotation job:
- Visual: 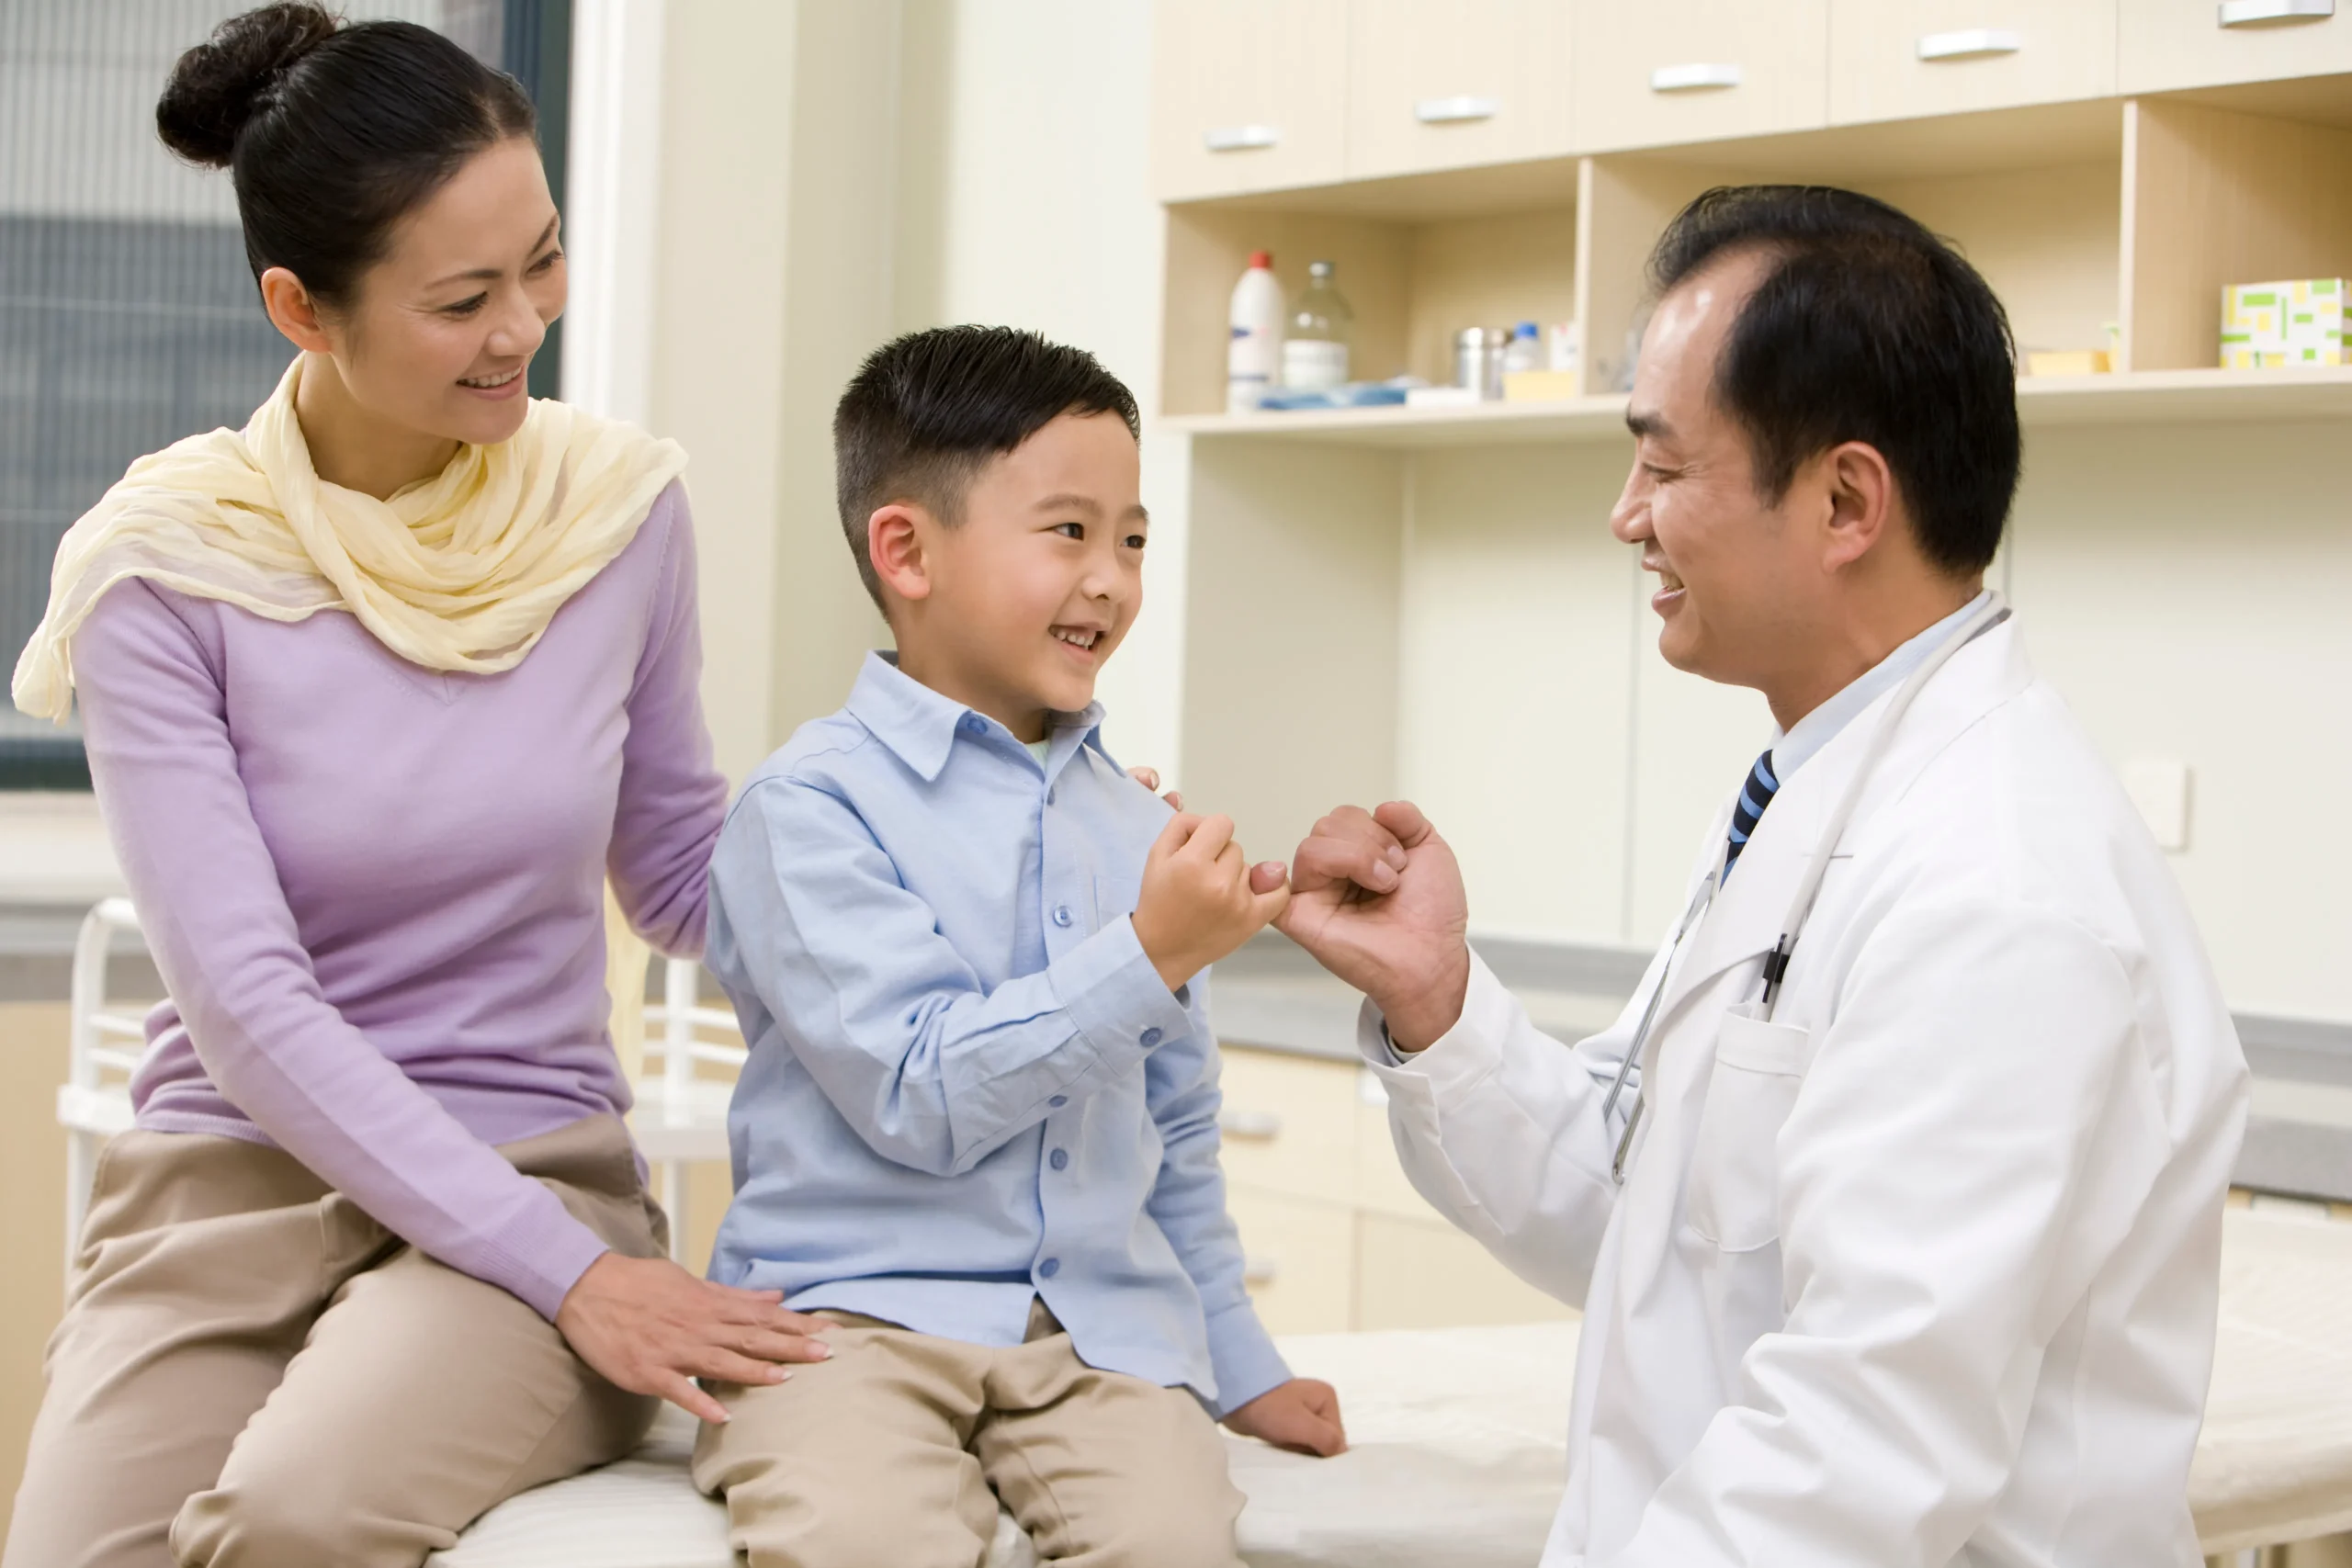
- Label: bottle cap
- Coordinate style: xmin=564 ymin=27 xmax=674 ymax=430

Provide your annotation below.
xmin=1309 ymin=260 xmax=1334 ymax=278
xmin=1249 ymin=250 xmax=1272 ymax=268
xmin=1515 ymin=321 xmax=1538 ymax=338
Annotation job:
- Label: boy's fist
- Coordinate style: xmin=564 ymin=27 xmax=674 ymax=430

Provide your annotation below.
xmin=1222 ymin=1377 xmax=1347 ymax=1457
xmin=1131 ymin=812 xmax=1289 ymax=993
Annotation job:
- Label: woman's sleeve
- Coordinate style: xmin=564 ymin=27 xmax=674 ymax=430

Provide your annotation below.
xmin=609 ymin=481 xmax=729 ymax=958
xmin=73 ymin=581 xmax=611 ymax=1321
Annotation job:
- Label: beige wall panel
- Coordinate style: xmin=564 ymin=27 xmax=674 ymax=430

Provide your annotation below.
xmin=1576 ymin=155 xmax=1739 ymax=396
xmin=1153 ymin=0 xmax=1351 ymax=202
xmin=1830 ymin=0 xmax=2118 ymax=125
xmin=2120 ymin=0 xmax=2352 ymax=93
xmin=1865 ymin=159 xmax=2122 ymax=357
xmin=1346 ymin=0 xmax=1573 ymax=181
xmin=1226 ymin=1189 xmax=1359 ymax=1334
xmin=1572 ymin=0 xmax=1830 ymax=154
xmin=2121 ymin=99 xmax=2352 ymax=371
xmin=1354 ymin=1211 xmax=1577 ymax=1330
xmin=2008 ymin=419 xmax=2352 ymax=1021
xmin=1396 ymin=443 xmax=1640 ymax=940
xmin=1404 ymin=207 xmax=1581 ymax=387
xmin=0 ymin=1003 xmax=71 ymax=1549
xmin=1180 ymin=441 xmax=1404 ymax=864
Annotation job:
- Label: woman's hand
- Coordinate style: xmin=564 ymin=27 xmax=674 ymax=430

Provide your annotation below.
xmin=555 ymin=1252 xmax=833 ymax=1424
xmin=1127 ymin=765 xmax=1182 ymax=811
xmin=1222 ymin=1377 xmax=1348 ymax=1456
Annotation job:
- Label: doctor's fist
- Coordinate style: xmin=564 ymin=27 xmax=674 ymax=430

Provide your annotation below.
xmin=1223 ymin=1377 xmax=1348 ymax=1457
xmin=1278 ymin=802 xmax=1470 ymax=1053
xmin=1132 ymin=812 xmax=1290 ymax=993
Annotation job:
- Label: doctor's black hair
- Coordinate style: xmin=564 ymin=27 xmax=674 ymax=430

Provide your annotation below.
xmin=833 ymin=326 xmax=1143 ymax=610
xmin=156 ymin=3 xmax=539 ymax=310
xmin=1647 ymin=186 xmax=2020 ymax=577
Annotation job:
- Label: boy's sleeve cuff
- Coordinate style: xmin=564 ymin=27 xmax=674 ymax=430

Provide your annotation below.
xmin=1203 ymin=1296 xmax=1292 ymax=1418
xmin=1053 ymin=916 xmax=1194 ymax=1064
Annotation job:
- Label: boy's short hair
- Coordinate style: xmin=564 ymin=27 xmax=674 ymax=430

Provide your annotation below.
xmin=833 ymin=325 xmax=1143 ymax=609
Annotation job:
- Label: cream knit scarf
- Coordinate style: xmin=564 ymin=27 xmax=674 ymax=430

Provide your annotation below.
xmin=11 ymin=353 xmax=686 ymax=720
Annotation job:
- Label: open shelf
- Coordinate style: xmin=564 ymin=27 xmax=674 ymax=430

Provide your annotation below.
xmin=1161 ymin=367 xmax=2352 ymax=448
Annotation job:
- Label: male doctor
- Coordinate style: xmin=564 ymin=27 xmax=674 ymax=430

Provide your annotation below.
xmin=1276 ymin=186 xmax=2250 ymax=1565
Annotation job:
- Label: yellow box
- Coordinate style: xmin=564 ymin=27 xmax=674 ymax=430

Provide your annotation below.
xmin=1503 ymin=369 xmax=1581 ymax=401
xmin=2024 ymin=349 xmax=2109 ymax=378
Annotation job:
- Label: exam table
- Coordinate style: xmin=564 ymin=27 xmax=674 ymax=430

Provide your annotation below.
xmin=430 ymin=1206 xmax=2352 ymax=1567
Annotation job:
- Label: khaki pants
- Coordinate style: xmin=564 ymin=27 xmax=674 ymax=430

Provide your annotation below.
xmin=5 ymin=1115 xmax=666 ymax=1568
xmin=694 ymin=1305 xmax=1245 ymax=1568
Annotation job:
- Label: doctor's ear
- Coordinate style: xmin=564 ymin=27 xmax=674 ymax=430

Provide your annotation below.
xmin=868 ymin=503 xmax=935 ymax=604
xmin=1816 ymin=439 xmax=1896 ymax=572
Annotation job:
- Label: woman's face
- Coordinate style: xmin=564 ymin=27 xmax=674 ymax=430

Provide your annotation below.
xmin=311 ymin=136 xmax=566 ymax=447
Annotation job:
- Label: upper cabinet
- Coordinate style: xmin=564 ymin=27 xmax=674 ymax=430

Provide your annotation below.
xmin=1344 ymin=0 xmax=1574 ymax=181
xmin=1572 ymin=1 xmax=1831 ymax=152
xmin=1830 ymin=1 xmax=2118 ymax=123
xmin=1152 ymin=0 xmax=1351 ymax=203
xmin=2120 ymin=0 xmax=2352 ymax=92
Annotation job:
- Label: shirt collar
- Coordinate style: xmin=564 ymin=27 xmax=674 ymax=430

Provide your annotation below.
xmin=1770 ymin=589 xmax=1993 ymax=784
xmin=842 ymin=650 xmax=1106 ymax=783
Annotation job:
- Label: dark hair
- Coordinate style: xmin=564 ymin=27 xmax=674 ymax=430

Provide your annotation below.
xmin=833 ymin=326 xmax=1143 ymax=608
xmin=156 ymin=3 xmax=538 ymax=309
xmin=1648 ymin=186 xmax=2019 ymax=576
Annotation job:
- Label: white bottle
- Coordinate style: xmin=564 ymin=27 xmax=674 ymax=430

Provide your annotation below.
xmin=1227 ymin=251 xmax=1284 ymax=413
xmin=1504 ymin=321 xmax=1542 ymax=376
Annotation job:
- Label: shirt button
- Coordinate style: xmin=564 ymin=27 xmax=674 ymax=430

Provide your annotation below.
xmin=960 ymin=714 xmax=986 ymax=735
xmin=1052 ymin=905 xmax=1074 ymax=928
xmin=1140 ymin=1027 xmax=1163 ymax=1047
xmin=1039 ymin=1258 xmax=1060 ymax=1279
xmin=1049 ymin=1095 xmax=1069 ymax=1108
xmin=1050 ymin=1148 xmax=1069 ymax=1171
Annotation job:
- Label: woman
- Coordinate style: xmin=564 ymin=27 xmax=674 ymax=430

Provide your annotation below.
xmin=5 ymin=8 xmax=826 ymax=1565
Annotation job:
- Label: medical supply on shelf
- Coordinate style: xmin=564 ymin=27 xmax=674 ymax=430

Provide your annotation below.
xmin=2024 ymin=349 xmax=2111 ymax=377
xmin=2222 ymin=278 xmax=2346 ymax=367
xmin=1455 ymin=326 xmax=1509 ymax=400
xmin=1259 ymin=376 xmax=1419 ymax=412
xmin=1548 ymin=320 xmax=1581 ymax=377
xmin=1504 ymin=321 xmax=1542 ymax=375
xmin=1227 ymin=250 xmax=1285 ymax=413
xmin=1281 ymin=260 xmax=1352 ymax=390
xmin=1503 ymin=370 xmax=1579 ymax=401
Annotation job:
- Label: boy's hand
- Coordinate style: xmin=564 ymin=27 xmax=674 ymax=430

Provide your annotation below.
xmin=1222 ymin=1377 xmax=1347 ymax=1456
xmin=1131 ymin=812 xmax=1289 ymax=993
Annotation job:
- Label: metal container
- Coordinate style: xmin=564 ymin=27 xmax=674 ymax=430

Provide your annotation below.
xmin=1455 ymin=326 xmax=1510 ymax=400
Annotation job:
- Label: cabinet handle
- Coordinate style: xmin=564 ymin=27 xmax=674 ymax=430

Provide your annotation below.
xmin=1917 ymin=28 xmax=2023 ymax=59
xmin=1415 ymin=94 xmax=1500 ymax=124
xmin=2218 ymin=0 xmax=2333 ymax=22
xmin=1243 ymin=1255 xmax=1280 ymax=1286
xmin=1219 ymin=1110 xmax=1283 ymax=1140
xmin=1203 ymin=124 xmax=1280 ymax=153
xmin=1650 ymin=62 xmax=1744 ymax=92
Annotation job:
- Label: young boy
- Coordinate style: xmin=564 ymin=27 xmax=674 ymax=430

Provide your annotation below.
xmin=696 ymin=326 xmax=1345 ymax=1568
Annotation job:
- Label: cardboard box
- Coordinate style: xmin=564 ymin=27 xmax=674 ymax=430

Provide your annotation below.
xmin=2222 ymin=279 xmax=2346 ymax=368
xmin=2024 ymin=350 xmax=2109 ymax=377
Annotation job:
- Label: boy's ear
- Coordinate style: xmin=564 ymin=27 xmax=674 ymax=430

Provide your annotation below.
xmin=868 ymin=502 xmax=934 ymax=605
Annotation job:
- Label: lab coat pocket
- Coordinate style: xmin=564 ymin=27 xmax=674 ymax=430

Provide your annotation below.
xmin=1684 ymin=1004 xmax=1809 ymax=1254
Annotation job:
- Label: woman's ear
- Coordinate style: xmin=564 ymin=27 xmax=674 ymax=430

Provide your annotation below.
xmin=868 ymin=503 xmax=934 ymax=606
xmin=259 ymin=267 xmax=333 ymax=355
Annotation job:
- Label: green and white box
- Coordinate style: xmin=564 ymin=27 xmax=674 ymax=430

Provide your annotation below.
xmin=2222 ymin=278 xmax=2346 ymax=368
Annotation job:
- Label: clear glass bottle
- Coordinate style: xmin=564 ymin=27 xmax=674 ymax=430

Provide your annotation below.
xmin=1281 ymin=260 xmax=1354 ymax=390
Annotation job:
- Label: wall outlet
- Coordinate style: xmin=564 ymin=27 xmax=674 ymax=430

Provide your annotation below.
xmin=2120 ymin=758 xmax=2192 ymax=852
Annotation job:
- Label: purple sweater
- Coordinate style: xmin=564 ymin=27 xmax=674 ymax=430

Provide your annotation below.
xmin=70 ymin=479 xmax=727 ymax=1320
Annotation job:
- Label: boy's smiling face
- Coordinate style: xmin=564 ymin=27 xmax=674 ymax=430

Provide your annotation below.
xmin=874 ymin=411 xmax=1147 ymax=742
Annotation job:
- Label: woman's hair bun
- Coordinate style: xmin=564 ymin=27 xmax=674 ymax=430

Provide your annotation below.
xmin=156 ymin=3 xmax=341 ymax=167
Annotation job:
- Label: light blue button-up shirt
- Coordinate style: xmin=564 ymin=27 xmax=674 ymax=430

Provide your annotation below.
xmin=705 ymin=652 xmax=1288 ymax=1414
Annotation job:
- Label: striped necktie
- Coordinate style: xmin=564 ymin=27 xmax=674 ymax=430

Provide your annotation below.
xmin=1724 ymin=750 xmax=1780 ymax=882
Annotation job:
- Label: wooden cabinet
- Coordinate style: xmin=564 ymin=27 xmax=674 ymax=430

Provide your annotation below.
xmin=1829 ymin=1 xmax=2118 ymax=123
xmin=2120 ymin=0 xmax=2352 ymax=92
xmin=1152 ymin=0 xmax=1349 ymax=201
xmin=1571 ymin=0 xmax=1829 ymax=152
xmin=1345 ymin=0 xmax=1573 ymax=181
xmin=1224 ymin=1187 xmax=1359 ymax=1336
xmin=1216 ymin=1045 xmax=1363 ymax=1208
xmin=1355 ymin=1213 xmax=1577 ymax=1331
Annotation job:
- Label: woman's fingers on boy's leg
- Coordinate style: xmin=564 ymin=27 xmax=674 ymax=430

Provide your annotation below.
xmin=664 ymin=1373 xmax=731 ymax=1425
xmin=691 ymin=1347 xmax=797 ymax=1387
xmin=737 ymin=1325 xmax=833 ymax=1363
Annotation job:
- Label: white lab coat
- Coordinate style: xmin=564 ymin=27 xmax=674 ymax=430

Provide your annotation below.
xmin=1361 ymin=617 xmax=2248 ymax=1567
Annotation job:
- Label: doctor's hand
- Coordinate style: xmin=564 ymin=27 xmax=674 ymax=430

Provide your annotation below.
xmin=555 ymin=1252 xmax=834 ymax=1426
xmin=1223 ymin=1377 xmax=1348 ymax=1457
xmin=1133 ymin=811 xmax=1292 ymax=993
xmin=1276 ymin=801 xmax=1470 ymax=1054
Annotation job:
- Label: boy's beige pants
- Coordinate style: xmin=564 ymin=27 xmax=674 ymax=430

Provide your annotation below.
xmin=695 ymin=1303 xmax=1247 ymax=1568
xmin=4 ymin=1115 xmax=665 ymax=1568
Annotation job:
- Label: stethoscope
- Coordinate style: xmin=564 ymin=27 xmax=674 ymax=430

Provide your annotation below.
xmin=1597 ymin=593 xmax=2013 ymax=1184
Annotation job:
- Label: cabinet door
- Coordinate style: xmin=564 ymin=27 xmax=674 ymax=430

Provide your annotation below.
xmin=1346 ymin=0 xmax=1573 ymax=181
xmin=2120 ymin=0 xmax=2352 ymax=91
xmin=1572 ymin=0 xmax=1830 ymax=152
xmin=1214 ymin=1045 xmax=1362 ymax=1207
xmin=1830 ymin=1 xmax=2118 ymax=123
xmin=1354 ymin=1213 xmax=1577 ymax=1331
xmin=1153 ymin=0 xmax=1351 ymax=202
xmin=1225 ymin=1189 xmax=1358 ymax=1334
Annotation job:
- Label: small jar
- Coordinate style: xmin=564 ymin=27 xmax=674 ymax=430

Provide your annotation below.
xmin=1455 ymin=327 xmax=1510 ymax=400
